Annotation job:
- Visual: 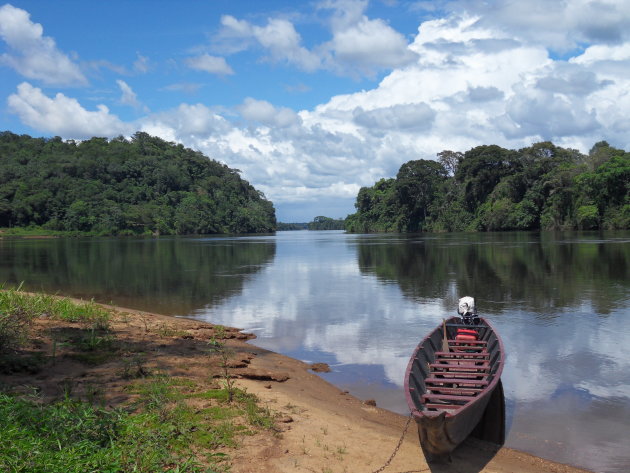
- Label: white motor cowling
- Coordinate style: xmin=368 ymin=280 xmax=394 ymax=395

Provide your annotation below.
xmin=458 ymin=296 xmax=477 ymax=322
xmin=458 ymin=296 xmax=475 ymax=316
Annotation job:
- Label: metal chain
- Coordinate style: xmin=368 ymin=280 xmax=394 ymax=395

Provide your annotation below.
xmin=370 ymin=413 xmax=415 ymax=473
xmin=302 ymin=411 xmax=430 ymax=473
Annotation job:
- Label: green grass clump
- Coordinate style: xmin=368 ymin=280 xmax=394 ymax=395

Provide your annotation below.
xmin=0 ymin=288 xmax=111 ymax=354
xmin=0 ymin=287 xmax=47 ymax=351
xmin=0 ymin=392 xmax=224 ymax=473
xmin=45 ymin=297 xmax=111 ymax=330
xmin=235 ymin=391 xmax=276 ymax=430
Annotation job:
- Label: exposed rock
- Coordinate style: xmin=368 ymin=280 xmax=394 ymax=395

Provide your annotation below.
xmin=310 ymin=362 xmax=331 ymax=373
xmin=236 ymin=368 xmax=290 ymax=382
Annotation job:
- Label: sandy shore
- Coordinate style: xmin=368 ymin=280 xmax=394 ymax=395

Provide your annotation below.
xmin=2 ymin=301 xmax=591 ymax=473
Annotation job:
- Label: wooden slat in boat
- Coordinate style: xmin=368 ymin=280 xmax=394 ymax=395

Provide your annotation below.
xmin=429 ymin=362 xmax=489 ymax=371
xmin=434 ymin=352 xmax=489 ymax=359
xmin=424 ymin=403 xmax=462 ymax=411
xmin=422 ymin=393 xmax=478 ymax=402
xmin=427 ymin=387 xmax=483 ymax=396
xmin=448 ymin=339 xmax=487 ymax=345
xmin=446 ymin=344 xmax=486 ymax=351
xmin=424 ymin=377 xmax=489 ymax=386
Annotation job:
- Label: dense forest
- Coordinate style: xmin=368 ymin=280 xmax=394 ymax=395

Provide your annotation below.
xmin=346 ymin=141 xmax=629 ymax=233
xmin=276 ymin=222 xmax=308 ymax=230
xmin=277 ymin=216 xmax=345 ymax=231
xmin=0 ymin=132 xmax=276 ymax=235
xmin=307 ymin=216 xmax=345 ymax=230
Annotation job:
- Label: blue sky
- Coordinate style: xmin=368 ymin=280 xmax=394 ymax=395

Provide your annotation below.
xmin=1 ymin=1 xmax=630 ymax=221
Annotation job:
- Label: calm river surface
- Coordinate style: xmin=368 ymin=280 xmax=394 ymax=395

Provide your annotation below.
xmin=1 ymin=231 xmax=629 ymax=473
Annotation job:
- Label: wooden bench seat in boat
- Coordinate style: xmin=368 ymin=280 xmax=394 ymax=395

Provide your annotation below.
xmin=422 ymin=393 xmax=478 ymax=402
xmin=428 ymin=386 xmax=483 ymax=396
xmin=424 ymin=377 xmax=489 ymax=386
xmin=434 ymin=351 xmax=489 ymax=359
xmin=430 ymin=362 xmax=489 ymax=371
xmin=424 ymin=403 xmax=463 ymax=410
xmin=448 ymin=339 xmax=487 ymax=345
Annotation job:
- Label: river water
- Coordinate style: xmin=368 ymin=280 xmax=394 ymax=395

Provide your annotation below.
xmin=1 ymin=230 xmax=628 ymax=473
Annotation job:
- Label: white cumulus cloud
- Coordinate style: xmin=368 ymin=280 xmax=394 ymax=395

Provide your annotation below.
xmin=185 ymin=53 xmax=234 ymax=75
xmin=454 ymin=0 xmax=630 ymax=51
xmin=218 ymin=15 xmax=320 ymax=71
xmin=353 ymin=103 xmax=436 ymax=131
xmin=320 ymin=0 xmax=417 ymax=75
xmin=0 ymin=4 xmax=87 ymax=86
xmin=116 ymin=79 xmax=144 ymax=110
xmin=238 ymin=98 xmax=302 ymax=128
xmin=216 ymin=0 xmax=415 ymax=77
xmin=8 ymin=82 xmax=129 ymax=138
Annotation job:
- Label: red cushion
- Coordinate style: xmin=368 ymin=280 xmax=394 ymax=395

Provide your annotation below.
xmin=455 ymin=334 xmax=477 ymax=341
xmin=455 ymin=328 xmax=478 ymax=341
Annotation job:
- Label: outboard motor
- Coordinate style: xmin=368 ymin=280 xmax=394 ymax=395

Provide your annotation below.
xmin=455 ymin=296 xmax=480 ymax=344
xmin=457 ymin=296 xmax=479 ymax=325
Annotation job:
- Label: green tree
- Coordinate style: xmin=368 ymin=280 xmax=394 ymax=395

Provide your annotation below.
xmin=455 ymin=145 xmax=520 ymax=212
xmin=346 ymin=141 xmax=628 ymax=233
xmin=0 ymin=132 xmax=276 ymax=235
xmin=396 ymin=159 xmax=447 ymax=231
xmin=308 ymin=216 xmax=345 ymax=230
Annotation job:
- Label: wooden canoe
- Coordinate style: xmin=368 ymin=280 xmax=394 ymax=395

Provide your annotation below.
xmin=404 ymin=316 xmax=505 ymax=458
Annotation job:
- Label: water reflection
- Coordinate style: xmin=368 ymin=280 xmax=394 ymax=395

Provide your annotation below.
xmin=1 ymin=230 xmax=629 ymax=472
xmin=188 ymin=232 xmax=436 ymax=408
xmin=0 ymin=236 xmax=275 ymax=314
xmin=191 ymin=231 xmax=630 ymax=473
xmin=356 ymin=232 xmax=629 ymax=316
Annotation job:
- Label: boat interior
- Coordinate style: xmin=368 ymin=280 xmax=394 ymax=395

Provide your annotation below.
xmin=407 ymin=318 xmax=502 ymax=413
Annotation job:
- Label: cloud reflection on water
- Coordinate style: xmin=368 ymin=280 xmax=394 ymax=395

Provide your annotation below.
xmin=189 ymin=230 xmax=630 ymax=473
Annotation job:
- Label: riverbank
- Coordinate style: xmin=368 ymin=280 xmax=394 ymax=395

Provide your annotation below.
xmin=0 ymin=295 xmax=591 ymax=473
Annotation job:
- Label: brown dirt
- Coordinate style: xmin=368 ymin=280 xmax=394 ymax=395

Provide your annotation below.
xmin=0 ymin=301 xmax=591 ymax=473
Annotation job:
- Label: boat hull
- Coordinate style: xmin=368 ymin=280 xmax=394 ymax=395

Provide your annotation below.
xmin=404 ymin=316 xmax=505 ymax=457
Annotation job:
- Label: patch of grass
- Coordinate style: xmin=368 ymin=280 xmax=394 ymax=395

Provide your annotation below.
xmin=0 ymin=386 xmax=235 ymax=473
xmin=199 ymin=405 xmax=241 ymax=421
xmin=155 ymin=323 xmax=188 ymax=338
xmin=0 ymin=288 xmax=111 ymax=356
xmin=234 ymin=390 xmax=276 ymax=430
xmin=76 ymin=329 xmax=115 ymax=351
xmin=0 ymin=286 xmax=43 ymax=351
xmin=189 ymin=389 xmax=232 ymax=402
xmin=1 ymin=288 xmax=116 ymax=369
xmin=46 ymin=297 xmax=111 ymax=331
xmin=131 ymin=376 xmax=182 ymax=412
xmin=0 ymin=392 xmax=214 ymax=473
xmin=125 ymin=377 xmax=248 ymax=463
xmin=189 ymin=414 xmax=242 ymax=450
